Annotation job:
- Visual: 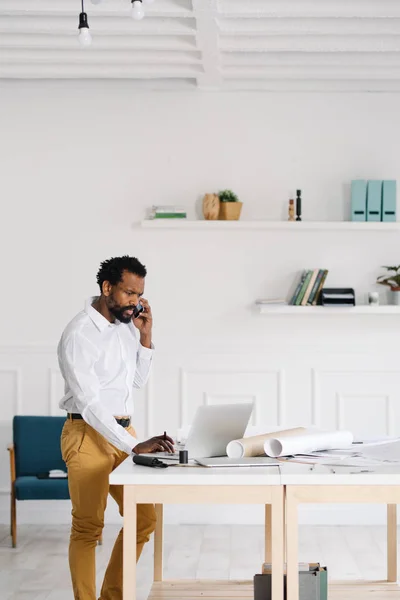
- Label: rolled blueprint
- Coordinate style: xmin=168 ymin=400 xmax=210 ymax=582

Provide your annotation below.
xmin=226 ymin=427 xmax=307 ymax=458
xmin=263 ymin=429 xmax=353 ymax=458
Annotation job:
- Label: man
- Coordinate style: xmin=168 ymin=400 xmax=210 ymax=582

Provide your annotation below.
xmin=58 ymin=255 xmax=174 ymax=600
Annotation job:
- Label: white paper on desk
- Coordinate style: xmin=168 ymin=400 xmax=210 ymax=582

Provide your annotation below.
xmin=352 ymin=436 xmax=400 ymax=448
xmin=264 ymin=429 xmax=353 ymax=458
xmin=356 ymin=440 xmax=400 ymax=463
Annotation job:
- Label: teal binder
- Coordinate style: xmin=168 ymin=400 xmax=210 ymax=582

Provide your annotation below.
xmin=382 ymin=180 xmax=397 ymax=222
xmin=351 ymin=180 xmax=367 ymax=221
xmin=367 ymin=180 xmax=382 ymax=222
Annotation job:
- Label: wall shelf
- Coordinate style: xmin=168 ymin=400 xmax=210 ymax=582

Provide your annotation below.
xmin=257 ymin=304 xmax=400 ymax=315
xmin=140 ymin=220 xmax=400 ymax=231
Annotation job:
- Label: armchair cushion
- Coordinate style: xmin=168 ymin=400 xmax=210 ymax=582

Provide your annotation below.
xmin=15 ymin=476 xmax=70 ymax=500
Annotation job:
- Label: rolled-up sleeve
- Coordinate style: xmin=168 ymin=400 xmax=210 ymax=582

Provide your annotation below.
xmin=60 ymin=332 xmax=139 ymax=454
xmin=133 ymin=342 xmax=154 ymax=389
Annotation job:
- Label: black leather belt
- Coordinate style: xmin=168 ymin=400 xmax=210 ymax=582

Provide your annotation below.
xmin=68 ymin=413 xmax=131 ymax=428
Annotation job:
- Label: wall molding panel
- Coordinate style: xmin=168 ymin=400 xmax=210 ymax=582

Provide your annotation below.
xmin=1 ymin=344 xmax=400 ymax=524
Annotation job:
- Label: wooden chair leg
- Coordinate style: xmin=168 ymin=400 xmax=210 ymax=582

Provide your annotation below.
xmin=11 ymin=487 xmax=16 ymax=548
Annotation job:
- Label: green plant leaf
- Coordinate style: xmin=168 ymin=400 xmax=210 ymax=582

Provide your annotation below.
xmin=218 ymin=189 xmax=240 ymax=203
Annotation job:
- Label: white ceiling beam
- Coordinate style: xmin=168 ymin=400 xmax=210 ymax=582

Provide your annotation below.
xmin=222 ymin=65 xmax=400 ymax=80
xmin=0 ymin=0 xmax=193 ymax=18
xmin=0 ymin=63 xmax=200 ymax=77
xmin=221 ymin=36 xmax=400 ymax=53
xmin=217 ymin=18 xmax=400 ymax=36
xmin=0 ymin=48 xmax=201 ymax=65
xmin=192 ymin=0 xmax=221 ymax=90
xmin=222 ymin=52 xmax=400 ymax=67
xmin=0 ymin=33 xmax=196 ymax=50
xmin=0 ymin=72 xmax=197 ymax=88
xmin=221 ymin=79 xmax=400 ymax=92
xmin=217 ymin=0 xmax=400 ymax=19
xmin=0 ymin=16 xmax=196 ymax=35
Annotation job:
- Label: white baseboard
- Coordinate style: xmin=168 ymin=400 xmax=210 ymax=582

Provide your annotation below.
xmin=0 ymin=492 xmax=397 ymax=526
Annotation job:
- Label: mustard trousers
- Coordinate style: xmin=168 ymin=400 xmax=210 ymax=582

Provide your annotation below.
xmin=61 ymin=418 xmax=157 ymax=600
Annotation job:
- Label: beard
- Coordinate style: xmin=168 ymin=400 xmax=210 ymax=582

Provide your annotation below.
xmin=107 ymin=296 xmax=135 ymax=324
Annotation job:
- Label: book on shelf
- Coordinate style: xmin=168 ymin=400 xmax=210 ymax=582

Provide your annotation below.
xmin=149 ymin=205 xmax=187 ymax=219
xmin=152 ymin=213 xmax=187 ymax=219
xmin=256 ymin=298 xmax=287 ymax=306
xmin=289 ymin=269 xmax=329 ymax=306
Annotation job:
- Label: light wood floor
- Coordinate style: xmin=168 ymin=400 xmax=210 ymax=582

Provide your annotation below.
xmin=0 ymin=524 xmax=399 ymax=600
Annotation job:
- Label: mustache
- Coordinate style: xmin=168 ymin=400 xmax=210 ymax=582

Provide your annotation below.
xmin=109 ymin=304 xmax=136 ymax=313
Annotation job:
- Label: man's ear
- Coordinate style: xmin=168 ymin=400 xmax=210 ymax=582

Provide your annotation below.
xmin=102 ymin=281 xmax=112 ymax=297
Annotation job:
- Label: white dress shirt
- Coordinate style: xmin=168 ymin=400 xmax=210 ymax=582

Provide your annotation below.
xmin=58 ymin=297 xmax=153 ymax=454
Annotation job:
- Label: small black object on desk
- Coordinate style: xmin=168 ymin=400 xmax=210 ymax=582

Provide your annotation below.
xmin=179 ymin=450 xmax=188 ymax=464
xmin=132 ymin=455 xmax=168 ymax=469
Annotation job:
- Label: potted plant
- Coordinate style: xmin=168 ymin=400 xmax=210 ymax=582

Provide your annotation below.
xmin=218 ymin=189 xmax=243 ymax=221
xmin=376 ymin=265 xmax=400 ymax=305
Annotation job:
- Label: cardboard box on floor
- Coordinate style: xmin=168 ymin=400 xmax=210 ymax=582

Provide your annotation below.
xmin=254 ymin=563 xmax=328 ymax=600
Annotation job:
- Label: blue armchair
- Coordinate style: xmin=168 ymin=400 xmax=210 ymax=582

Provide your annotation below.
xmin=8 ymin=416 xmax=69 ymax=547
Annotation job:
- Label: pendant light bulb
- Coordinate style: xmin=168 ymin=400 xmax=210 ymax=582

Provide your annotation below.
xmin=78 ymin=12 xmax=92 ymax=47
xmin=131 ymin=0 xmax=145 ymax=20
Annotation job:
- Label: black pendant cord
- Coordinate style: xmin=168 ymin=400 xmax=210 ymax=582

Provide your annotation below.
xmin=81 ymin=0 xmax=84 ymax=13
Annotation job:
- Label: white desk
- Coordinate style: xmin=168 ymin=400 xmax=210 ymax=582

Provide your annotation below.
xmin=109 ymin=459 xmax=284 ymax=600
xmin=281 ymin=463 xmax=400 ymax=600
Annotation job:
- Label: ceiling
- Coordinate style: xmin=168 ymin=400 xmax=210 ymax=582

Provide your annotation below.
xmin=2 ymin=0 xmax=400 ymax=91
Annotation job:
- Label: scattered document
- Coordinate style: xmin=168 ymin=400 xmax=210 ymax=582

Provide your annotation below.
xmin=263 ymin=429 xmax=353 ymax=458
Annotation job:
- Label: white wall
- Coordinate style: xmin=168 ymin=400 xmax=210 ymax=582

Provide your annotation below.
xmin=1 ymin=81 xmax=400 ymax=526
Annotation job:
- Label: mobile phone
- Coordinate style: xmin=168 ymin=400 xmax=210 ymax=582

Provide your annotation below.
xmin=132 ymin=303 xmax=144 ymax=319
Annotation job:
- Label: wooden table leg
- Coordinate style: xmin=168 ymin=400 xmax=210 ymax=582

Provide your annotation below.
xmin=283 ymin=485 xmax=286 ymax=562
xmin=265 ymin=504 xmax=272 ymax=564
xmin=123 ymin=485 xmax=137 ymax=600
xmin=271 ymin=487 xmax=284 ymax=600
xmin=154 ymin=504 xmax=164 ymax=582
xmin=286 ymin=487 xmax=299 ymax=600
xmin=387 ymin=504 xmax=398 ymax=583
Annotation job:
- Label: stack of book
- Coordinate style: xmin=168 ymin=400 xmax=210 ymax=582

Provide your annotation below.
xmin=289 ymin=269 xmax=329 ymax=306
xmin=149 ymin=205 xmax=187 ymax=219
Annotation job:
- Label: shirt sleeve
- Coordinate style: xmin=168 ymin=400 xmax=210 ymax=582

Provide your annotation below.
xmin=60 ymin=331 xmax=139 ymax=454
xmin=128 ymin=322 xmax=154 ymax=389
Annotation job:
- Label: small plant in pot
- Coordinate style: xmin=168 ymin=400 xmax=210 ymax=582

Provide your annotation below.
xmin=218 ymin=189 xmax=243 ymax=220
xmin=376 ymin=265 xmax=400 ymax=305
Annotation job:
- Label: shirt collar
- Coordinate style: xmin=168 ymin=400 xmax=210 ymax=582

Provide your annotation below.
xmin=85 ymin=297 xmax=117 ymax=332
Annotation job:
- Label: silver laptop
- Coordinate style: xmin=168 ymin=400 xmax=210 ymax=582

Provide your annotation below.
xmin=144 ymin=403 xmax=253 ymax=461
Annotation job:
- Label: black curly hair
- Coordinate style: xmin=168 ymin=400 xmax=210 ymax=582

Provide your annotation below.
xmin=96 ymin=256 xmax=147 ymax=293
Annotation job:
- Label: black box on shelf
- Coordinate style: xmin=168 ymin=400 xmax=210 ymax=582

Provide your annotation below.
xmin=320 ymin=288 xmax=355 ymax=306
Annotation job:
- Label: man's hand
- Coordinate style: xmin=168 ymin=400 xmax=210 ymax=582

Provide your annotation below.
xmin=132 ymin=297 xmax=152 ymax=346
xmin=133 ymin=433 xmax=175 ymax=455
